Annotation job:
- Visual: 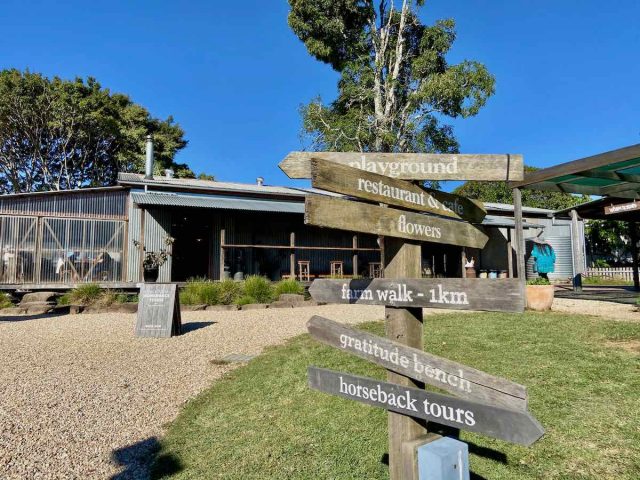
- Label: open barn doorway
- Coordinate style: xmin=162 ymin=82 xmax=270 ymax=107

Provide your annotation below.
xmin=171 ymin=209 xmax=211 ymax=281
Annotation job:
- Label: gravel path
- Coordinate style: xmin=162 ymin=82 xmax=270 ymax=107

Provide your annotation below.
xmin=552 ymin=297 xmax=640 ymax=322
xmin=0 ymin=305 xmax=383 ymax=479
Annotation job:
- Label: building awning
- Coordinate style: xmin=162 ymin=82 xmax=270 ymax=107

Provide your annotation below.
xmin=482 ymin=215 xmax=544 ymax=229
xmin=510 ymin=144 xmax=640 ymax=198
xmin=131 ymin=192 xmax=304 ymax=214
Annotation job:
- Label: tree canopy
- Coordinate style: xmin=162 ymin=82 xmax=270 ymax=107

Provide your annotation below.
xmin=453 ymin=166 xmax=589 ymax=210
xmin=288 ymin=0 xmax=495 ymax=157
xmin=0 ymin=69 xmax=193 ymax=193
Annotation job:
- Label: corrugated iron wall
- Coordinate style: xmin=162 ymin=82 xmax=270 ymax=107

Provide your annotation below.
xmin=127 ymin=203 xmax=172 ymax=282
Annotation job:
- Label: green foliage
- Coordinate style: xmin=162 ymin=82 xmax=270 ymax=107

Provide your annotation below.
xmin=273 ymin=279 xmax=305 ymax=297
xmin=0 ymin=293 xmax=13 ymax=309
xmin=527 ymin=277 xmax=551 ymax=285
xmin=585 ymin=220 xmax=630 ymax=264
xmin=592 ymin=259 xmax=611 ymax=268
xmin=217 ymin=280 xmax=243 ymax=306
xmin=289 ymin=1 xmax=495 ymax=170
xmin=68 ymin=283 xmax=103 ymax=305
xmin=454 ymin=166 xmax=588 ymax=210
xmin=242 ymin=276 xmax=275 ymax=304
xmin=236 ymin=295 xmax=258 ymax=306
xmin=57 ymin=294 xmax=71 ymax=306
xmin=0 ymin=69 xmax=188 ymax=193
xmin=180 ymin=279 xmax=220 ymax=306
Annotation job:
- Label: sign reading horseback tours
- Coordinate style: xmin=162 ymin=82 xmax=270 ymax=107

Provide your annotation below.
xmin=279 ymin=150 xmax=537 ymax=479
xmin=308 ymin=367 xmax=544 ymax=446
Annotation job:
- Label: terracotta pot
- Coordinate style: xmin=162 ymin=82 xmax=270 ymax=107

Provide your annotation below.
xmin=526 ymin=285 xmax=554 ymax=311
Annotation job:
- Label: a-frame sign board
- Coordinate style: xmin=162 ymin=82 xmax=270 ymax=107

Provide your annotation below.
xmin=135 ymin=283 xmax=182 ymax=338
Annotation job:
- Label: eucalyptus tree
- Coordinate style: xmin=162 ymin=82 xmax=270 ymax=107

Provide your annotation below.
xmin=288 ymin=0 xmax=496 ymax=155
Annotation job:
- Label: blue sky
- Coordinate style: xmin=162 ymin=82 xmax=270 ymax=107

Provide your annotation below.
xmin=1 ymin=1 xmax=639 ymax=190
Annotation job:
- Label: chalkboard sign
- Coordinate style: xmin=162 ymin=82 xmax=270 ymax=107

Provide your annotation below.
xmin=135 ymin=283 xmax=182 ymax=338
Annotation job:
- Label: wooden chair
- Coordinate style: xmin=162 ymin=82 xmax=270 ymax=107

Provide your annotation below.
xmin=369 ymin=262 xmax=383 ymax=279
xmin=330 ymin=261 xmax=344 ymax=277
xmin=297 ymin=260 xmax=311 ymax=282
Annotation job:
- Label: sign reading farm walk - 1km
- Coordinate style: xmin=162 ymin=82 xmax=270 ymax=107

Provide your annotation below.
xmin=135 ymin=283 xmax=182 ymax=338
xmin=279 ymin=149 xmax=534 ymax=479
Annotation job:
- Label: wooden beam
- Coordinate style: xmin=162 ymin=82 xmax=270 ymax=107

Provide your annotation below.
xmin=574 ymin=168 xmax=640 ymax=184
xmin=219 ymin=228 xmax=226 ymax=281
xmin=510 ymin=143 xmax=640 ymax=189
xmin=352 ymin=235 xmax=358 ymax=277
xmin=570 ymin=210 xmax=583 ymax=292
xmin=507 ymin=228 xmax=514 ymax=279
xmin=290 ymin=232 xmax=296 ymax=278
xmin=139 ymin=207 xmax=146 ymax=282
xmin=513 ymin=189 xmax=526 ymax=288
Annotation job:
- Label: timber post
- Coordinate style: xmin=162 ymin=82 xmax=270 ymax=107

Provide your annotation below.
xmin=570 ymin=209 xmax=583 ymax=291
xmin=383 ymin=237 xmax=427 ymax=480
xmin=139 ymin=206 xmax=146 ymax=282
xmin=352 ymin=234 xmax=358 ymax=277
xmin=219 ymin=228 xmax=226 ymax=280
xmin=629 ymin=222 xmax=639 ymax=291
xmin=290 ymin=232 xmax=296 ymax=278
xmin=513 ymin=188 xmax=526 ymax=287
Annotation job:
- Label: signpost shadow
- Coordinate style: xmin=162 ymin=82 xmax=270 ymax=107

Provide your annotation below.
xmin=180 ymin=321 xmax=216 ymax=334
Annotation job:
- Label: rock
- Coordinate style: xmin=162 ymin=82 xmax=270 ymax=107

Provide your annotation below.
xmin=181 ymin=304 xmax=207 ymax=311
xmin=25 ymin=305 xmax=54 ymax=315
xmin=20 ymin=291 xmax=60 ymax=305
xmin=303 ymin=299 xmax=319 ymax=307
xmin=69 ymin=305 xmax=84 ymax=314
xmin=0 ymin=306 xmax=27 ymax=315
xmin=240 ymin=304 xmax=269 ymax=310
xmin=269 ymin=301 xmax=295 ymax=309
xmin=19 ymin=301 xmax=56 ymax=308
xmin=205 ymin=305 xmax=240 ymax=311
xmin=278 ymin=294 xmax=305 ymax=304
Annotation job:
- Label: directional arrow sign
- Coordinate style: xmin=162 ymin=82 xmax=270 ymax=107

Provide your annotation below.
xmin=308 ymin=278 xmax=524 ymax=313
xmin=305 ymin=195 xmax=488 ymax=249
xmin=308 ymin=367 xmax=544 ymax=446
xmin=310 ymin=158 xmax=486 ymax=223
xmin=307 ymin=316 xmax=527 ymax=411
xmin=280 ymin=151 xmax=524 ymax=181
xmin=604 ymin=200 xmax=639 ymax=215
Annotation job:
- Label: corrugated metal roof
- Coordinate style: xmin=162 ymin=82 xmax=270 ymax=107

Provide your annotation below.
xmin=119 ymin=172 xmax=308 ymax=197
xmin=483 ymin=202 xmax=554 ymax=214
xmin=482 ymin=215 xmax=544 ymax=229
xmin=131 ymin=192 xmax=304 ymax=213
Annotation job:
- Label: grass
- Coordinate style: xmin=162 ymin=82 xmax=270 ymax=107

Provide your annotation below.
xmin=150 ymin=311 xmax=640 ymax=479
xmin=179 ymin=278 xmax=305 ymax=306
xmin=582 ymin=276 xmax=633 ymax=286
xmin=0 ymin=293 xmax=13 ymax=309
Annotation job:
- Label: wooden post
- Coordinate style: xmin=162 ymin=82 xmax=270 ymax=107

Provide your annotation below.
xmin=384 ymin=237 xmax=427 ymax=480
xmin=219 ymin=228 xmax=226 ymax=280
xmin=570 ymin=209 xmax=583 ymax=292
xmin=139 ymin=207 xmax=146 ymax=282
xmin=513 ymin=188 xmax=526 ymax=288
xmin=629 ymin=223 xmax=639 ymax=291
xmin=290 ymin=232 xmax=296 ymax=278
xmin=507 ymin=229 xmax=514 ymax=279
xmin=461 ymin=248 xmax=467 ymax=278
xmin=352 ymin=234 xmax=358 ymax=277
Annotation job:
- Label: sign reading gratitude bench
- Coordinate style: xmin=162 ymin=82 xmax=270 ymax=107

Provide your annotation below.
xmin=135 ymin=283 xmax=182 ymax=338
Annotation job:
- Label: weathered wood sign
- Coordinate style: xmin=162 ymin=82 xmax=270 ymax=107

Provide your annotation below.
xmin=308 ymin=278 xmax=524 ymax=313
xmin=135 ymin=283 xmax=182 ymax=338
xmin=280 ymin=151 xmax=524 ymax=181
xmin=308 ymin=367 xmax=544 ymax=446
xmin=307 ymin=316 xmax=527 ymax=410
xmin=421 ymin=187 xmax=486 ymax=224
xmin=310 ymin=158 xmax=486 ymax=223
xmin=604 ymin=200 xmax=639 ymax=215
xmin=305 ymin=195 xmax=488 ymax=249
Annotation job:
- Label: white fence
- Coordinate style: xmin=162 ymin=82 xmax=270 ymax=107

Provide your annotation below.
xmin=584 ymin=267 xmax=635 ymax=281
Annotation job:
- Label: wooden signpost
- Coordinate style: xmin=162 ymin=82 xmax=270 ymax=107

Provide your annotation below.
xmin=305 ymin=195 xmax=488 ymax=249
xmin=604 ymin=200 xmax=639 ymax=215
xmin=280 ymin=149 xmax=533 ymax=479
xmin=308 ymin=278 xmax=524 ymax=313
xmin=307 ymin=316 xmax=527 ymax=411
xmin=308 ymin=367 xmax=544 ymax=446
xmin=280 ymin=151 xmax=524 ymax=181
xmin=135 ymin=283 xmax=182 ymax=338
xmin=310 ymin=158 xmax=487 ymax=223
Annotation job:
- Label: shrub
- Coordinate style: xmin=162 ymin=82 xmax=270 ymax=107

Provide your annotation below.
xmin=218 ymin=279 xmax=242 ymax=305
xmin=242 ymin=276 xmax=274 ymax=303
xmin=180 ymin=279 xmax=220 ymax=306
xmin=236 ymin=295 xmax=258 ymax=306
xmin=69 ymin=283 xmax=103 ymax=305
xmin=527 ymin=277 xmax=551 ymax=285
xmin=273 ymin=279 xmax=305 ymax=298
xmin=0 ymin=293 xmax=13 ymax=309
xmin=57 ymin=294 xmax=71 ymax=306
xmin=592 ymin=259 xmax=610 ymax=268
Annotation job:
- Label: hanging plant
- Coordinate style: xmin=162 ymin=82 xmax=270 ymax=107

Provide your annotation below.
xmin=133 ymin=236 xmax=175 ymax=270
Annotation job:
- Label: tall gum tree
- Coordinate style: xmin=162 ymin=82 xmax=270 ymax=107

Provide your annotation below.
xmin=288 ymin=0 xmax=496 ymax=156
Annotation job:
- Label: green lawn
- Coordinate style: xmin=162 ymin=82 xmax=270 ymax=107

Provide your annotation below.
xmin=151 ymin=312 xmax=640 ymax=479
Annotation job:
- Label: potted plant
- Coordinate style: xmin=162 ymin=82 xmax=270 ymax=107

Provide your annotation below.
xmin=526 ymin=277 xmax=554 ymax=311
xmin=133 ymin=236 xmax=174 ymax=282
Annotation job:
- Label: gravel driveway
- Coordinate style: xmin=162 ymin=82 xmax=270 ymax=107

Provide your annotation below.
xmin=0 ymin=305 xmax=383 ymax=479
